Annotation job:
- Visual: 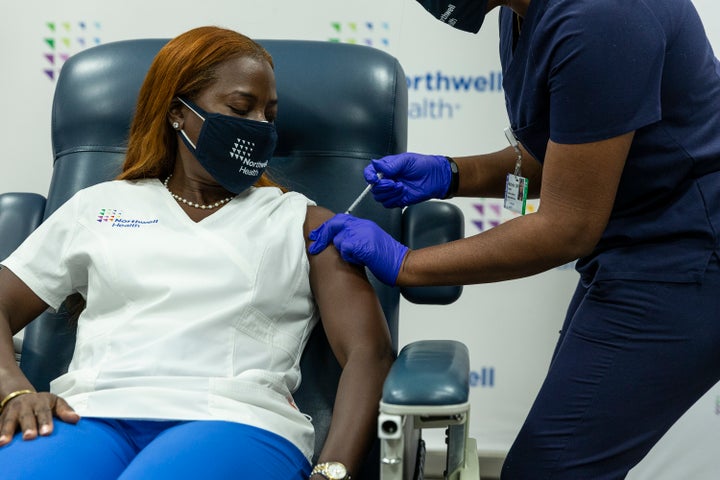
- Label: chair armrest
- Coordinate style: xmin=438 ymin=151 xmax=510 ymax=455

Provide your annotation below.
xmin=401 ymin=202 xmax=464 ymax=305
xmin=381 ymin=340 xmax=469 ymax=409
xmin=13 ymin=335 xmax=23 ymax=364
xmin=13 ymin=335 xmax=23 ymax=354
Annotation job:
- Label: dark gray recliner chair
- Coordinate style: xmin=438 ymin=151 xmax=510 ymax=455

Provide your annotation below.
xmin=6 ymin=38 xmax=477 ymax=479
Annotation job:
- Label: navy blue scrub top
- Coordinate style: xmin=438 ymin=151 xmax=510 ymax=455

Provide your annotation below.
xmin=499 ymin=0 xmax=720 ymax=283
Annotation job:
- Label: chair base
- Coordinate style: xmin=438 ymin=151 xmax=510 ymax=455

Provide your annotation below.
xmin=379 ymin=402 xmax=480 ymax=480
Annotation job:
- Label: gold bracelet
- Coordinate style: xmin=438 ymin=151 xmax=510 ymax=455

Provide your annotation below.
xmin=0 ymin=389 xmax=34 ymax=414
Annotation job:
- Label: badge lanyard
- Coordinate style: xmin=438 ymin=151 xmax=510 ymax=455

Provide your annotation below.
xmin=503 ymin=127 xmax=529 ymax=215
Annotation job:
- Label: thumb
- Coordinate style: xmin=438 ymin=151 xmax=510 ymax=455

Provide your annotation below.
xmin=308 ymin=214 xmax=350 ymax=255
xmin=54 ymin=397 xmax=80 ymax=424
xmin=308 ymin=223 xmax=330 ymax=254
xmin=363 ymin=163 xmax=380 ymax=184
xmin=371 ymin=154 xmax=407 ymax=178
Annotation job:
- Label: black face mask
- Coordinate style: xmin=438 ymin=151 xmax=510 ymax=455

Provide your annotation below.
xmin=177 ymin=97 xmax=278 ymax=194
xmin=415 ymin=0 xmax=490 ymax=33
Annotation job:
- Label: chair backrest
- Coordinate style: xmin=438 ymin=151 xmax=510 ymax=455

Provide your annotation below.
xmin=0 ymin=192 xmax=47 ymax=361
xmin=0 ymin=193 xmax=46 ymax=261
xmin=19 ymin=38 xmax=408 ymax=478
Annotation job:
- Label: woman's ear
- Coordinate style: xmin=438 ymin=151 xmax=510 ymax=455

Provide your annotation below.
xmin=168 ymin=98 xmax=184 ymax=130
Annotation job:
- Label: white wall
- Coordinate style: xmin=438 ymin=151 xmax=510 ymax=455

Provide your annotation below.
xmin=1 ymin=1 xmax=719 ymax=478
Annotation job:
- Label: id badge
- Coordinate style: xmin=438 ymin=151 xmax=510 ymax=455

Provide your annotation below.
xmin=504 ymin=173 xmax=528 ymax=215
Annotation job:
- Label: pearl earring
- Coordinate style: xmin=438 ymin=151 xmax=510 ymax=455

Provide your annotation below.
xmin=172 ymin=122 xmax=179 ymax=129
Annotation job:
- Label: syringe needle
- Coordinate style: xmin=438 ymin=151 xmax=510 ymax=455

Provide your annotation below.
xmin=345 ymin=173 xmax=383 ymax=214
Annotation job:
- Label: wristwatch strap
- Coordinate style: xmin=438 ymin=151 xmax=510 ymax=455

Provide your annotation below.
xmin=444 ymin=156 xmax=460 ymax=198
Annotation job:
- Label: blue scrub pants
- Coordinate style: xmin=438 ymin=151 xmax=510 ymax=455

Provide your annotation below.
xmin=502 ymin=254 xmax=720 ymax=480
xmin=0 ymin=418 xmax=311 ymax=479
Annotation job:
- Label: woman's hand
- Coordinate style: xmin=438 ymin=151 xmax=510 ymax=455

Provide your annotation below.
xmin=0 ymin=391 xmax=80 ymax=446
xmin=308 ymin=213 xmax=409 ymax=286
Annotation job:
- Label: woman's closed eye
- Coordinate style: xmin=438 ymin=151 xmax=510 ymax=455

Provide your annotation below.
xmin=228 ymin=106 xmax=249 ymax=117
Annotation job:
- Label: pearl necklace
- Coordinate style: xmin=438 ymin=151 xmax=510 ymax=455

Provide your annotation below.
xmin=163 ymin=175 xmax=235 ymax=210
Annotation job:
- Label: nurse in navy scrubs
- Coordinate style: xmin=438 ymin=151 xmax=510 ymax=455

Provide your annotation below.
xmin=309 ymin=0 xmax=720 ymax=478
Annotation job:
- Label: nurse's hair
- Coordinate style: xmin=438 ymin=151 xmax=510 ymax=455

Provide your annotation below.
xmin=117 ymin=26 xmax=282 ymax=189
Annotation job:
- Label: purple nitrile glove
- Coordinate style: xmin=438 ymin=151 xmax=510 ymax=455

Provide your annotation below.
xmin=363 ymin=153 xmax=451 ymax=208
xmin=308 ymin=213 xmax=409 ymax=286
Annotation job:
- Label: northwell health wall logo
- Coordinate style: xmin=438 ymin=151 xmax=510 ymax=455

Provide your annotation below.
xmin=471 ymin=199 xmax=537 ymax=233
xmin=406 ymin=70 xmax=503 ymax=120
xmin=470 ymin=367 xmax=495 ymax=388
xmin=328 ymin=21 xmax=390 ymax=49
xmin=328 ymin=21 xmax=503 ymax=120
xmin=43 ymin=21 xmax=102 ymax=81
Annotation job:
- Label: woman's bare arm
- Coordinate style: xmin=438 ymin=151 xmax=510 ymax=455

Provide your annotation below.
xmin=304 ymin=205 xmax=394 ymax=477
xmin=0 ymin=267 xmax=79 ymax=446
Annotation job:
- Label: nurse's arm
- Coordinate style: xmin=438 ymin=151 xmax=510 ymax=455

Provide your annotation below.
xmin=304 ymin=205 xmax=394 ymax=477
xmin=453 ymin=143 xmax=544 ymax=198
xmin=396 ymin=131 xmax=634 ymax=286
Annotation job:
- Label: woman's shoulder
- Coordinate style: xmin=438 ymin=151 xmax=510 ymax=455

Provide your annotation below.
xmin=304 ymin=204 xmax=334 ymax=232
xmin=249 ymin=187 xmax=317 ymax=210
xmin=60 ymin=179 xmax=160 ymax=212
xmin=75 ymin=178 xmax=158 ymax=196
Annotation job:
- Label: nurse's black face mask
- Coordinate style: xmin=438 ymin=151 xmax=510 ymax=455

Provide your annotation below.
xmin=176 ymin=96 xmax=278 ymax=194
xmin=415 ymin=0 xmax=490 ymax=33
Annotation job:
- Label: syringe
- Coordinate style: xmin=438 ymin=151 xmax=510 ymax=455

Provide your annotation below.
xmin=345 ymin=173 xmax=383 ymax=214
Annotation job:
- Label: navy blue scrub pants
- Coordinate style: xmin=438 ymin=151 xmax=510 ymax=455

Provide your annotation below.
xmin=0 ymin=418 xmax=311 ymax=479
xmin=502 ymin=254 xmax=720 ymax=480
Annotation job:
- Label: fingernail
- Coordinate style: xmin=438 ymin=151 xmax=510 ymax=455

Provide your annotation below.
xmin=0 ymin=435 xmax=7 ymax=443
xmin=40 ymin=425 xmax=50 ymax=435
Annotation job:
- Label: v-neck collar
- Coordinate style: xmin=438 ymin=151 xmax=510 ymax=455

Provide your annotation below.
xmin=154 ymin=178 xmax=245 ymax=226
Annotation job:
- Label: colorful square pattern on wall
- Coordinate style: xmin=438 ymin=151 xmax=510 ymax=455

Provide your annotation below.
xmin=328 ymin=21 xmax=390 ymax=50
xmin=43 ymin=21 xmax=102 ymax=81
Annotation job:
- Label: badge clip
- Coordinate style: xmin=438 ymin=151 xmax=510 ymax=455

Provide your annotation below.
xmin=503 ymin=127 xmax=529 ymax=215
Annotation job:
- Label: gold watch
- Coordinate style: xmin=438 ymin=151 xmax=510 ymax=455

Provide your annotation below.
xmin=310 ymin=461 xmax=350 ymax=480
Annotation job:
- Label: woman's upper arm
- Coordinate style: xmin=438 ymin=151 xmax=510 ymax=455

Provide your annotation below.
xmin=537 ymin=131 xmax=634 ymax=258
xmin=0 ymin=266 xmax=50 ymax=335
xmin=304 ymin=206 xmax=392 ymax=367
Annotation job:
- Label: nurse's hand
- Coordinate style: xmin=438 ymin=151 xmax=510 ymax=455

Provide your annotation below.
xmin=364 ymin=153 xmax=452 ymax=208
xmin=0 ymin=391 xmax=80 ymax=446
xmin=308 ymin=214 xmax=409 ymax=286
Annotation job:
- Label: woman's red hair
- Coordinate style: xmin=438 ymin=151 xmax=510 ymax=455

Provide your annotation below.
xmin=117 ymin=26 xmax=281 ymax=189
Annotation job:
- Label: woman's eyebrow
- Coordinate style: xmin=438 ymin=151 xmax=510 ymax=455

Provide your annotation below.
xmin=228 ymin=90 xmax=278 ymax=106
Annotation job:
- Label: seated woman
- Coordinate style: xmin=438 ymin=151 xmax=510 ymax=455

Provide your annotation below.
xmin=0 ymin=26 xmax=393 ymax=480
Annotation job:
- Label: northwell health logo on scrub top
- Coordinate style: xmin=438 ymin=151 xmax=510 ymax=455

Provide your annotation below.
xmin=97 ymin=209 xmax=159 ymax=228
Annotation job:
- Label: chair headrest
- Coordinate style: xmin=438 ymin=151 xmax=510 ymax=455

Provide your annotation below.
xmin=52 ymin=39 xmax=408 ymax=162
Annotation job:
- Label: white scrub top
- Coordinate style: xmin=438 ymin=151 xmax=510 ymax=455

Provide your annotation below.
xmin=2 ymin=179 xmax=319 ymax=460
